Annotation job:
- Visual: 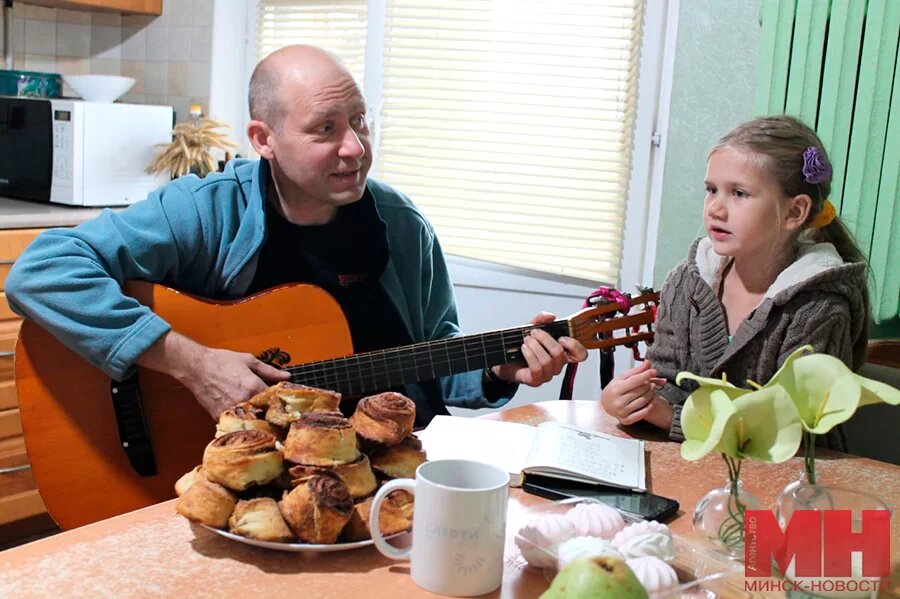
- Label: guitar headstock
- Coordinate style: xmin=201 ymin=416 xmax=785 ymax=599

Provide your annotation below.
xmin=568 ymin=289 xmax=660 ymax=351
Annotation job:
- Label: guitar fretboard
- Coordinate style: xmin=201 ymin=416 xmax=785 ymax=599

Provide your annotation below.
xmin=285 ymin=320 xmax=571 ymax=397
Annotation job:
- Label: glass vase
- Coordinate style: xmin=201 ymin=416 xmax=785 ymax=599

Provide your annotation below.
xmin=775 ymin=469 xmax=816 ymax=527
xmin=692 ymin=478 xmax=761 ymax=559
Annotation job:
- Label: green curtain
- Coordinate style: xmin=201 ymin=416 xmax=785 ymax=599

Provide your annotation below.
xmin=755 ymin=0 xmax=900 ymax=327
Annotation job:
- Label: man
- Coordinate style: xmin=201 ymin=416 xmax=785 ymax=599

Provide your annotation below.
xmin=6 ymin=45 xmax=586 ymax=424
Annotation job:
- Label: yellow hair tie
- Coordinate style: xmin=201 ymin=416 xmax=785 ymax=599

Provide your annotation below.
xmin=808 ymin=199 xmax=836 ymax=229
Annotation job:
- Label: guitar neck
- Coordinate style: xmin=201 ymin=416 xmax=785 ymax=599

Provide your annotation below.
xmin=284 ymin=319 xmax=572 ymax=397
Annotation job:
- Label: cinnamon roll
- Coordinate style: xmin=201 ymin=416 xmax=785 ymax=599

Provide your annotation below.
xmin=216 ymin=402 xmax=282 ymax=438
xmin=263 ymin=383 xmax=342 ymax=427
xmin=174 ymin=465 xmax=207 ymax=496
xmin=370 ymin=435 xmax=427 ymax=479
xmin=248 ymin=386 xmax=276 ymax=408
xmin=279 ymin=473 xmax=353 ymax=544
xmin=175 ymin=478 xmax=237 ymax=529
xmin=340 ymin=489 xmax=414 ymax=542
xmin=277 ymin=382 xmax=342 ymax=413
xmin=202 ymin=429 xmax=284 ymax=491
xmin=264 ymin=397 xmax=300 ymax=428
xmin=349 ymin=392 xmax=416 ymax=447
xmin=283 ymin=412 xmax=360 ymax=466
xmin=228 ymin=497 xmax=294 ymax=542
xmin=288 ymin=454 xmax=377 ymax=500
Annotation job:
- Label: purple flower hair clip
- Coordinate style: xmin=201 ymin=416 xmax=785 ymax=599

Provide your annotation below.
xmin=802 ymin=146 xmax=832 ymax=184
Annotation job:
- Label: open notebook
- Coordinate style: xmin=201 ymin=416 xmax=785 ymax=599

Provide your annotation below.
xmin=416 ymin=415 xmax=646 ymax=491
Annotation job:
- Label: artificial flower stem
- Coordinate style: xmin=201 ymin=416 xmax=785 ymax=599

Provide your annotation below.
xmin=804 ymin=430 xmax=817 ymax=485
xmin=718 ymin=453 xmax=748 ymax=549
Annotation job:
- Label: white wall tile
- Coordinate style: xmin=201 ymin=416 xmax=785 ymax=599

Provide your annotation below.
xmin=145 ymin=24 xmax=169 ymax=61
xmin=56 ymin=9 xmax=91 ymax=25
xmin=190 ymin=26 xmax=212 ymax=62
xmin=25 ymin=19 xmax=56 ymax=55
xmin=13 ymin=14 xmax=25 ymax=53
xmin=169 ymin=94 xmax=190 ymax=122
xmin=168 ymin=61 xmax=189 ymax=96
xmin=91 ymin=25 xmax=122 ymax=60
xmin=122 ymin=59 xmax=147 ymax=93
xmin=56 ymin=56 xmax=91 ymax=77
xmin=91 ymin=12 xmax=121 ymax=27
xmin=168 ymin=26 xmax=192 ymax=58
xmin=123 ymin=15 xmax=155 ymax=29
xmin=188 ymin=61 xmax=211 ymax=98
xmin=90 ymin=57 xmax=121 ymax=76
xmin=121 ymin=27 xmax=148 ymax=60
xmin=122 ymin=92 xmax=148 ymax=104
xmin=23 ymin=54 xmax=56 ymax=72
xmin=168 ymin=0 xmax=193 ymax=27
xmin=56 ymin=23 xmax=91 ymax=58
xmin=144 ymin=93 xmax=168 ymax=106
xmin=24 ymin=5 xmax=55 ymax=20
xmin=192 ymin=0 xmax=214 ymax=27
xmin=144 ymin=61 xmax=168 ymax=94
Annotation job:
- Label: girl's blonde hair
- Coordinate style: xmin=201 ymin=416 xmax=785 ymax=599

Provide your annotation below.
xmin=712 ymin=115 xmax=866 ymax=267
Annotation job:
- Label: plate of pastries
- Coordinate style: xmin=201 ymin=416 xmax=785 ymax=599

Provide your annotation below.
xmin=173 ymin=383 xmax=427 ymax=552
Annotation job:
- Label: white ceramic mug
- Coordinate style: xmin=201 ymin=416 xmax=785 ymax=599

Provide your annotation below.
xmin=370 ymin=459 xmax=510 ymax=597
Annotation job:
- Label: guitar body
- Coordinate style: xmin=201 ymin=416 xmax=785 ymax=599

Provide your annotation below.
xmin=15 ymin=282 xmax=353 ymax=530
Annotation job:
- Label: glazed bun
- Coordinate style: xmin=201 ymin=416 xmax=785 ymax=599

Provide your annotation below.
xmin=283 ymin=412 xmax=360 ymax=466
xmin=279 ymin=473 xmax=353 ymax=544
xmin=202 ymin=430 xmax=284 ymax=491
xmin=370 ymin=435 xmax=427 ymax=479
xmin=341 ymin=489 xmax=414 ymax=542
xmin=288 ymin=454 xmax=377 ymax=500
xmin=349 ymin=392 xmax=415 ymax=447
xmin=174 ymin=465 xmax=207 ymax=497
xmin=216 ymin=402 xmax=281 ymax=438
xmin=228 ymin=497 xmax=294 ymax=543
xmin=175 ymin=478 xmax=237 ymax=529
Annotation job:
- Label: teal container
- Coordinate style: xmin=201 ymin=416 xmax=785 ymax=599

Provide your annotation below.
xmin=0 ymin=69 xmax=63 ymax=98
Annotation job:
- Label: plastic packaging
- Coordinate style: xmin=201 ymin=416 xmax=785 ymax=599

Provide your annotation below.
xmin=512 ymin=497 xmax=744 ymax=598
xmin=0 ymin=69 xmax=62 ymax=97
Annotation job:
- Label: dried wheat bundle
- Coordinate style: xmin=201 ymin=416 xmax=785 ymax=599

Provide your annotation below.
xmin=147 ymin=117 xmax=238 ymax=178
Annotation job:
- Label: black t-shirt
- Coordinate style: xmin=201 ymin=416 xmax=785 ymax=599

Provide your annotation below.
xmin=246 ymin=190 xmax=449 ymax=424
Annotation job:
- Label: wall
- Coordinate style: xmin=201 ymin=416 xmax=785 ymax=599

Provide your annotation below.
xmin=652 ymin=0 xmax=761 ymax=285
xmin=1 ymin=0 xmax=215 ymax=122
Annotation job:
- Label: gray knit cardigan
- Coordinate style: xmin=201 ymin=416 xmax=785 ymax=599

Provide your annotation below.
xmin=647 ymin=238 xmax=869 ymax=445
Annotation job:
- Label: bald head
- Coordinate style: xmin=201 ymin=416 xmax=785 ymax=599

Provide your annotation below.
xmin=248 ymin=45 xmax=356 ymax=131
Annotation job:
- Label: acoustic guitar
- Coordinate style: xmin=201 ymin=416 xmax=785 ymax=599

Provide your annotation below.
xmin=14 ymin=281 xmax=658 ymax=530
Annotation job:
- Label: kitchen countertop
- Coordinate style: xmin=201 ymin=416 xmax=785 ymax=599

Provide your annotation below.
xmin=0 ymin=197 xmax=120 ymax=230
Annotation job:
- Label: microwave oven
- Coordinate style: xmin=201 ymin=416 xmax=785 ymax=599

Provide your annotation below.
xmin=0 ymin=97 xmax=173 ymax=206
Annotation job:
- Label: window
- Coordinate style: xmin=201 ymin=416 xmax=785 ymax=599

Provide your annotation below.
xmin=255 ymin=0 xmax=368 ymax=84
xmin=254 ymin=0 xmax=648 ymax=283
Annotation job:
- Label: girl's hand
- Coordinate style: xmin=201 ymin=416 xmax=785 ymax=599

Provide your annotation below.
xmin=600 ymin=360 xmax=666 ymax=425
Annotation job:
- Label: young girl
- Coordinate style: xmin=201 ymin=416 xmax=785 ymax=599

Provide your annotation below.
xmin=601 ymin=115 xmax=869 ymax=446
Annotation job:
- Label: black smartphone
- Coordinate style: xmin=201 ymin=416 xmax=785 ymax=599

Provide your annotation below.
xmin=522 ymin=474 xmax=680 ymax=521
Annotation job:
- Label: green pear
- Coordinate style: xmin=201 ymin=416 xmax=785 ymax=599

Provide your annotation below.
xmin=540 ymin=556 xmax=649 ymax=599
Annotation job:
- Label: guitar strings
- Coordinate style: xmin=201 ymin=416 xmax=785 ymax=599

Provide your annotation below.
xmin=284 ymin=321 xmax=575 ymax=394
xmin=281 ymin=311 xmax=650 ymax=395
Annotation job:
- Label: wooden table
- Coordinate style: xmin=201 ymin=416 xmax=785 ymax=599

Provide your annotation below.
xmin=0 ymin=401 xmax=897 ymax=598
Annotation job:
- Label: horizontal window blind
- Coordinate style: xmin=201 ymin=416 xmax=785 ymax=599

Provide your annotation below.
xmin=256 ymin=0 xmax=368 ymax=84
xmin=374 ymin=0 xmax=645 ymax=282
xmin=756 ymin=0 xmax=900 ymax=323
